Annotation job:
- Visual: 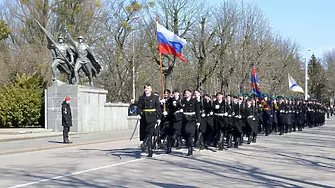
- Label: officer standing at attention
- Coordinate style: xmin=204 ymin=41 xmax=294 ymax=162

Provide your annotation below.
xmin=137 ymin=84 xmax=162 ymax=157
xmin=62 ymin=96 xmax=73 ymax=144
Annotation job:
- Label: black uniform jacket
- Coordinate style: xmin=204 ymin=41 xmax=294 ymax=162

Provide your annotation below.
xmin=62 ymin=101 xmax=72 ymax=127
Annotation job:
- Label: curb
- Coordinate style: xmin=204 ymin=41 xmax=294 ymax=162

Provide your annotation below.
xmin=0 ymin=132 xmax=89 ymax=143
xmin=0 ymin=136 xmax=139 ymax=156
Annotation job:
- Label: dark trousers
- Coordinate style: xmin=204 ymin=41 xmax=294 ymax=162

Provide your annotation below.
xmin=63 ymin=126 xmax=70 ymax=141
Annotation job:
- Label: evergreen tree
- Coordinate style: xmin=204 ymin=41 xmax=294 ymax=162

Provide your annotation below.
xmin=308 ymin=54 xmax=328 ymax=102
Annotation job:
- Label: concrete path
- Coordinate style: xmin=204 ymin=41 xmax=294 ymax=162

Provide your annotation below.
xmin=0 ymin=118 xmax=334 ymax=188
xmin=0 ymin=129 xmax=136 ymax=155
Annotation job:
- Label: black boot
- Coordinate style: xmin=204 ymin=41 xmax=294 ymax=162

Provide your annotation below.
xmin=63 ymin=127 xmax=69 ymax=143
xmin=265 ymin=124 xmax=269 ymax=136
xmin=156 ymin=135 xmax=165 ymax=149
xmin=239 ymin=134 xmax=243 ymax=146
xmin=288 ymin=125 xmax=292 ymax=133
xmin=186 ymin=137 xmax=193 ymax=156
xmin=247 ymin=135 xmax=252 ymax=144
xmin=176 ymin=136 xmax=182 ymax=150
xmin=218 ymin=132 xmax=226 ymax=150
xmin=196 ymin=132 xmax=204 ymax=150
xmin=233 ymin=136 xmax=239 ymax=148
xmin=147 ymin=136 xmax=153 ymax=157
xmin=141 ymin=136 xmax=148 ymax=152
xmin=227 ymin=134 xmax=233 ymax=148
xmin=166 ymin=136 xmax=172 ymax=154
xmin=65 ymin=138 xmax=72 ymax=144
xmin=252 ymin=133 xmax=257 ymax=143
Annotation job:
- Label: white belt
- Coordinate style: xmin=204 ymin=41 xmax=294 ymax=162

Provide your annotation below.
xmin=184 ymin=112 xmax=196 ymax=115
xmin=174 ymin=110 xmax=183 ymax=114
xmin=214 ymin=113 xmax=225 ymax=116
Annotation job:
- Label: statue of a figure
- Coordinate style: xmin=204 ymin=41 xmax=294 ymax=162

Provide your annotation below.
xmin=49 ymin=35 xmax=75 ymax=84
xmin=35 ymin=19 xmax=102 ymax=87
xmin=67 ymin=32 xmax=102 ymax=87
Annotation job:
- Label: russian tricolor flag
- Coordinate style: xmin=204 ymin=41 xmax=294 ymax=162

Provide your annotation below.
xmin=157 ymin=22 xmax=187 ymax=62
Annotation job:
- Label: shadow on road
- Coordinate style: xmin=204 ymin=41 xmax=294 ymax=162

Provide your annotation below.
xmin=146 ymin=181 xmax=198 ymax=188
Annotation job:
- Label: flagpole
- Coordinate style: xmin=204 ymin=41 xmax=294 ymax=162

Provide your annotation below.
xmin=305 ymin=56 xmax=308 ymax=100
xmin=160 ymin=53 xmax=166 ymax=111
xmin=156 ymin=16 xmax=166 ymax=111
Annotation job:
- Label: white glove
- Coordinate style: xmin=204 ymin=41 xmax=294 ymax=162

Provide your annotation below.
xmin=238 ymin=115 xmax=242 ymax=119
xmin=209 ymin=111 xmax=213 ymax=115
xmin=160 ymin=99 xmax=166 ymax=104
xmin=137 ymin=115 xmax=141 ymax=119
xmin=232 ymin=112 xmax=235 ymax=116
xmin=163 ymin=111 xmax=168 ymax=116
xmin=252 ymin=118 xmax=256 ymax=120
xmin=223 ymin=112 xmax=228 ymax=116
xmin=196 ymin=122 xmax=200 ymax=128
xmin=248 ymin=115 xmax=253 ymax=119
xmin=201 ymin=113 xmax=205 ymax=117
xmin=157 ymin=119 xmax=161 ymax=125
xmin=180 ymin=109 xmax=183 ymax=113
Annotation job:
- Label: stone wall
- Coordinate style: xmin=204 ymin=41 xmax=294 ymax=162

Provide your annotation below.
xmin=45 ymin=84 xmax=130 ymax=132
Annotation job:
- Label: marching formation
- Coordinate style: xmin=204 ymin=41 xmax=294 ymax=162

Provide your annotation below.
xmin=136 ymin=84 xmax=327 ymax=157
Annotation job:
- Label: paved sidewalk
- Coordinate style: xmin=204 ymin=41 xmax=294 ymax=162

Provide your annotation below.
xmin=0 ymin=129 xmax=136 ymax=156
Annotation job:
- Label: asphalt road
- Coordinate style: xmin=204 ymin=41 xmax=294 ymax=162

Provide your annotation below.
xmin=1 ymin=119 xmax=335 ymax=188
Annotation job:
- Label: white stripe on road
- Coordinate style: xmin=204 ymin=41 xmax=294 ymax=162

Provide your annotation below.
xmin=8 ymin=157 xmax=148 ymax=188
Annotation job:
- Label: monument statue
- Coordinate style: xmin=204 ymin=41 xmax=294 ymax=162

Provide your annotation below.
xmin=49 ymin=35 xmax=75 ymax=84
xmin=36 ymin=19 xmax=102 ymax=87
xmin=66 ymin=31 xmax=102 ymax=87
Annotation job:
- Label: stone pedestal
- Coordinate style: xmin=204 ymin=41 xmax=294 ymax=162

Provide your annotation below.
xmin=45 ymin=84 xmax=108 ymax=132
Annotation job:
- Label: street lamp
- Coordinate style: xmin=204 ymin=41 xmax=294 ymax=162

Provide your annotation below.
xmin=132 ymin=16 xmax=139 ymax=102
xmin=305 ymin=49 xmax=311 ymax=100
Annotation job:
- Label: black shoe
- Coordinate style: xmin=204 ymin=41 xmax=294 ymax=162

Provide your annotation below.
xmin=204 ymin=144 xmax=209 ymax=150
xmin=233 ymin=137 xmax=239 ymax=148
xmin=147 ymin=136 xmax=153 ymax=157
xmin=147 ymin=151 xmax=153 ymax=157
xmin=218 ymin=142 xmax=224 ymax=150
xmin=247 ymin=135 xmax=252 ymax=144
xmin=64 ymin=139 xmax=72 ymax=144
xmin=140 ymin=144 xmax=146 ymax=152
xmin=186 ymin=147 xmax=193 ymax=156
xmin=141 ymin=137 xmax=149 ymax=152
xmin=227 ymin=134 xmax=233 ymax=148
xmin=238 ymin=138 xmax=243 ymax=146
xmin=252 ymin=136 xmax=257 ymax=143
xmin=166 ymin=147 xmax=172 ymax=154
xmin=176 ymin=137 xmax=182 ymax=150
